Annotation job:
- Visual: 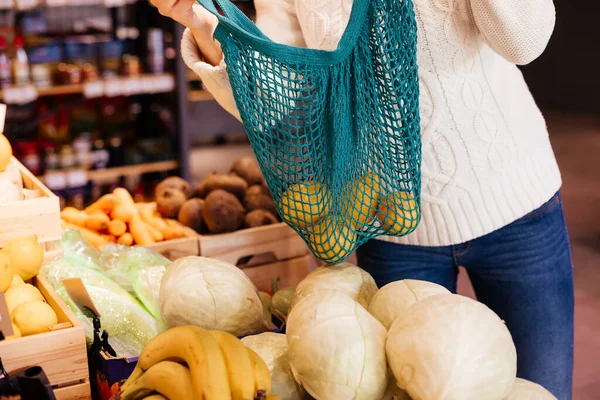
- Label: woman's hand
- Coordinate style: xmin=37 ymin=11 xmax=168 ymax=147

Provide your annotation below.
xmin=150 ymin=0 xmax=223 ymax=66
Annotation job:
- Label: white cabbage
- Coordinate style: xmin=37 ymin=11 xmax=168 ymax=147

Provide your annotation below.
xmin=290 ymin=262 xmax=378 ymax=309
xmin=287 ymin=291 xmax=388 ymax=400
xmin=505 ymin=378 xmax=557 ymax=400
xmin=242 ymin=332 xmax=307 ymax=400
xmin=387 ymin=294 xmax=517 ymax=400
xmin=159 ymin=256 xmax=264 ymax=336
xmin=369 ymin=280 xmax=450 ymax=329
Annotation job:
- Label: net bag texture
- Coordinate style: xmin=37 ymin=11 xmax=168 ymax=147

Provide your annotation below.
xmin=198 ymin=0 xmax=422 ymax=263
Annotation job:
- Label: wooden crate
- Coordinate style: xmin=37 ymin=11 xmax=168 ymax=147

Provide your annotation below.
xmin=0 ymin=158 xmax=61 ymax=247
xmin=148 ymin=223 xmax=309 ymax=266
xmin=146 ymin=237 xmax=200 ymax=262
xmin=199 ymin=223 xmax=308 ymax=265
xmin=242 ymin=255 xmax=313 ymax=292
xmin=0 ymin=276 xmax=90 ymax=399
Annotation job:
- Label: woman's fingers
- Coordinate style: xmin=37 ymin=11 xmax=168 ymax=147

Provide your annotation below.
xmin=189 ymin=3 xmax=223 ymax=66
xmin=150 ymin=0 xmax=223 ymax=66
xmin=150 ymin=0 xmax=196 ymax=26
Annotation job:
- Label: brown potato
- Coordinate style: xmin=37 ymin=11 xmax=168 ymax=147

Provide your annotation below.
xmin=155 ymin=176 xmax=192 ymax=199
xmin=194 ymin=174 xmax=248 ymax=199
xmin=243 ymin=185 xmax=278 ymax=217
xmin=231 ymin=156 xmax=264 ymax=185
xmin=156 ymin=187 xmax=187 ymax=219
xmin=244 ymin=209 xmax=278 ymax=228
xmin=203 ymin=190 xmax=245 ymax=233
xmin=178 ymin=198 xmax=207 ymax=233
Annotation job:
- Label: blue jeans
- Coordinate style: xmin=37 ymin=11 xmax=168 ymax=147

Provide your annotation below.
xmin=357 ymin=192 xmax=574 ymax=400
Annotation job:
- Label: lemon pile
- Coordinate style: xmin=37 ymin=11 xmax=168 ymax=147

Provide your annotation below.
xmin=0 ymin=235 xmax=56 ymax=339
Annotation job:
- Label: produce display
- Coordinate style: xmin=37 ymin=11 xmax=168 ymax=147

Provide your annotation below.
xmin=0 ymin=136 xmax=42 ymax=203
xmin=287 ymin=290 xmax=389 ymax=399
xmin=159 ymin=256 xmax=265 ymax=337
xmin=505 ymin=378 xmax=558 ymax=400
xmin=0 ymin=235 xmax=56 ymax=339
xmin=368 ymin=280 xmax=450 ymax=329
xmin=289 ymin=262 xmax=378 ymax=309
xmin=42 ymin=230 xmax=167 ymax=357
xmin=386 ymin=294 xmax=517 ymax=400
xmin=60 ymin=187 xmax=197 ymax=250
xmin=116 ymin=326 xmax=280 ymax=400
xmin=154 ymin=156 xmax=281 ymax=234
xmin=242 ymin=332 xmax=306 ymax=400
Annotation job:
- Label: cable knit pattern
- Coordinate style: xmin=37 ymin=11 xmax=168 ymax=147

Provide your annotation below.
xmin=182 ymin=0 xmax=562 ymax=247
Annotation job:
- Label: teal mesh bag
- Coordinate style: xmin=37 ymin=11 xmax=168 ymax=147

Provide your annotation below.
xmin=198 ymin=0 xmax=422 ymax=263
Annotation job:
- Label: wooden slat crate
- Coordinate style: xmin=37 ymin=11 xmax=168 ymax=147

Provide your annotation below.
xmin=148 ymin=223 xmax=309 ymax=266
xmin=0 ymin=158 xmax=61 ymax=247
xmin=199 ymin=223 xmax=308 ymax=265
xmin=0 ymin=276 xmax=90 ymax=399
xmin=242 ymin=255 xmax=313 ymax=292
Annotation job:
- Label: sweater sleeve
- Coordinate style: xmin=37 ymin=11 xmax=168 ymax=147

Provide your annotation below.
xmin=180 ymin=0 xmax=305 ymax=122
xmin=181 ymin=28 xmax=241 ymax=122
xmin=470 ymin=0 xmax=556 ymax=65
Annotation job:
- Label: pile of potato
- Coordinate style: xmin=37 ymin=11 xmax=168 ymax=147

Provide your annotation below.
xmin=60 ymin=188 xmax=196 ymax=250
xmin=156 ymin=156 xmax=280 ymax=234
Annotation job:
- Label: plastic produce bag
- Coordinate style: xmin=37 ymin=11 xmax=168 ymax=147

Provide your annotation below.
xmin=42 ymin=230 xmax=166 ymax=357
xmin=100 ymin=244 xmax=169 ymax=319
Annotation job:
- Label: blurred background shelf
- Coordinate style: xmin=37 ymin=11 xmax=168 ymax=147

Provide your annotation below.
xmin=188 ymin=89 xmax=213 ymax=102
xmin=86 ymin=160 xmax=178 ymax=181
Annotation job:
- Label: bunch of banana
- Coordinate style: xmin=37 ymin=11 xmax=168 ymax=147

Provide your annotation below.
xmin=119 ymin=326 xmax=280 ymax=400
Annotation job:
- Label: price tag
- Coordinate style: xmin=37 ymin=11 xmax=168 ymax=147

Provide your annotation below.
xmin=0 ymin=292 xmax=14 ymax=339
xmin=83 ymin=80 xmax=104 ymax=98
xmin=62 ymin=278 xmax=101 ymax=318
xmin=2 ymin=85 xmax=38 ymax=105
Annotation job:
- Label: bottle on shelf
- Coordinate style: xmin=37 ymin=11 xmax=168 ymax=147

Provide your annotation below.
xmin=0 ymin=37 xmax=12 ymax=88
xmin=92 ymin=139 xmax=110 ymax=170
xmin=12 ymin=35 xmax=30 ymax=86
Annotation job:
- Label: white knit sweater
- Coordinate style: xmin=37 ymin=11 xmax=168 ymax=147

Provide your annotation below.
xmin=181 ymin=0 xmax=562 ymax=247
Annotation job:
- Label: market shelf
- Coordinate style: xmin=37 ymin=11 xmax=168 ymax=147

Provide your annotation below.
xmin=0 ymin=74 xmax=176 ymax=105
xmin=188 ymin=90 xmax=214 ymax=102
xmin=87 ymin=160 xmax=179 ymax=181
xmin=42 ymin=160 xmax=179 ymax=185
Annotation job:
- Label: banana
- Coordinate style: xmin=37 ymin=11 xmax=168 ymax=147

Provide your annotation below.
xmin=265 ymin=396 xmax=281 ymax=400
xmin=208 ymin=330 xmax=255 ymax=400
xmin=142 ymin=395 xmax=167 ymax=400
xmin=136 ymin=326 xmax=231 ymax=400
xmin=121 ymin=366 xmax=144 ymax=392
xmin=119 ymin=361 xmax=194 ymax=400
xmin=246 ymin=347 xmax=272 ymax=397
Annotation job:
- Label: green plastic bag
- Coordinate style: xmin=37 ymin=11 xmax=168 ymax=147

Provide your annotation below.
xmin=198 ymin=0 xmax=422 ymax=263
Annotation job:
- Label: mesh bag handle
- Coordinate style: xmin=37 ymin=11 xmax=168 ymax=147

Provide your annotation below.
xmin=197 ymin=0 xmax=422 ymax=264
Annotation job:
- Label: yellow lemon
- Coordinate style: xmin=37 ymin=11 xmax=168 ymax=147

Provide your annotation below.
xmin=12 ymin=301 xmax=57 ymax=336
xmin=378 ymin=191 xmax=420 ymax=235
xmin=309 ymin=219 xmax=357 ymax=261
xmin=0 ymin=250 xmax=13 ymax=292
xmin=10 ymin=274 xmax=24 ymax=287
xmin=6 ymin=323 xmax=21 ymax=340
xmin=343 ymin=172 xmax=381 ymax=229
xmin=5 ymin=283 xmax=44 ymax=315
xmin=0 ymin=134 xmax=12 ymax=172
xmin=3 ymin=235 xmax=44 ymax=280
xmin=279 ymin=182 xmax=330 ymax=227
